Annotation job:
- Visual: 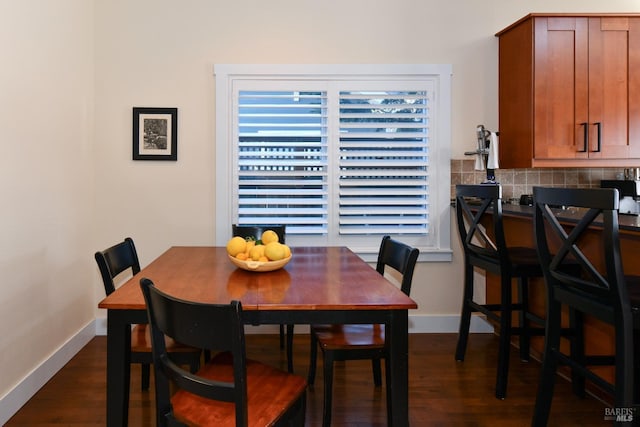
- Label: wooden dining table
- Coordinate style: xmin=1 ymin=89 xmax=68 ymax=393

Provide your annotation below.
xmin=98 ymin=245 xmax=418 ymax=426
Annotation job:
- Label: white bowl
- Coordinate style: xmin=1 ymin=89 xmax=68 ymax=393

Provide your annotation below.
xmin=228 ymin=254 xmax=292 ymax=272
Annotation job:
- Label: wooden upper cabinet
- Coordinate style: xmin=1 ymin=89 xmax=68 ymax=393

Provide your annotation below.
xmin=497 ymin=14 xmax=640 ymax=168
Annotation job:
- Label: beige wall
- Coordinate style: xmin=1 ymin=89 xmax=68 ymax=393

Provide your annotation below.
xmin=3 ymin=0 xmax=640 ymax=416
xmin=0 ymin=0 xmax=95 ymax=412
xmin=92 ymin=0 xmax=640 ymax=322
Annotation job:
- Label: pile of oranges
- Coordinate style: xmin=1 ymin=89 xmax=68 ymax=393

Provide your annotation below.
xmin=226 ymin=229 xmax=291 ymax=262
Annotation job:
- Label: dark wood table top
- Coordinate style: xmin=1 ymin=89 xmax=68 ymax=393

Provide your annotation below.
xmin=99 ymin=246 xmax=418 ymax=312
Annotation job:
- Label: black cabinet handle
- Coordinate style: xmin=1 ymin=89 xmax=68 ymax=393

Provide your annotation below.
xmin=593 ymin=122 xmax=601 ymax=152
xmin=579 ymin=122 xmax=588 ymax=152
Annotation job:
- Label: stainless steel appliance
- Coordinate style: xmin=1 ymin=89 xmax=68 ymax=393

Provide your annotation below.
xmin=601 ymin=177 xmax=640 ymax=215
xmin=464 ymin=124 xmax=499 ymax=183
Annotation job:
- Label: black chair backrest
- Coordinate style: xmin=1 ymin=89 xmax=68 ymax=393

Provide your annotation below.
xmin=139 ymin=278 xmax=249 ymax=426
xmin=232 ymin=224 xmax=286 ymax=244
xmin=95 ymin=237 xmax=141 ymax=295
xmin=533 ymin=186 xmax=632 ymax=325
xmin=376 ymin=235 xmax=419 ymax=296
xmin=455 ymin=184 xmax=509 ymax=272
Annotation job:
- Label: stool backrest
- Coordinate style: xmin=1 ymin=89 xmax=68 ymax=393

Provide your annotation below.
xmin=532 ymin=186 xmax=631 ymax=325
xmin=455 ymin=184 xmax=510 ymax=272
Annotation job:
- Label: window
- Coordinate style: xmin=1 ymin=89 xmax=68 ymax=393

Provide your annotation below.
xmin=215 ymin=65 xmax=452 ymax=261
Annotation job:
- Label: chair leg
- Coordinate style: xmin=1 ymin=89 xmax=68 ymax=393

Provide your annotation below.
xmin=308 ymin=332 xmax=318 ymax=385
xmin=141 ymin=362 xmax=150 ymax=391
xmin=517 ymin=277 xmax=531 ymax=362
xmin=288 ymin=390 xmax=307 ymax=427
xmin=286 ymin=324 xmax=295 ymax=373
xmin=495 ymin=275 xmax=513 ymax=400
xmin=532 ymin=299 xmax=562 ymax=427
xmin=371 ymin=358 xmax=382 ymax=386
xmin=189 ymin=354 xmax=200 ymax=374
xmin=569 ymin=308 xmax=586 ymax=398
xmin=279 ymin=324 xmax=285 ymax=349
xmin=455 ymin=262 xmax=474 ymax=361
xmin=384 ymin=356 xmax=393 ymax=427
xmin=614 ymin=313 xmax=635 ymax=411
xmin=322 ymin=352 xmax=335 ymax=427
xmin=635 ymin=330 xmax=640 ymax=404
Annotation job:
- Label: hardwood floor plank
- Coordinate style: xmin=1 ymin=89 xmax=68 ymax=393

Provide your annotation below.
xmin=6 ymin=333 xmax=608 ymax=426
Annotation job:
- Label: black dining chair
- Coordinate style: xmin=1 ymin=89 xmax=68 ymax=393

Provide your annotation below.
xmin=139 ymin=277 xmax=307 ymax=427
xmin=454 ymin=184 xmax=547 ymax=399
xmin=231 ymin=224 xmax=295 ymax=372
xmin=532 ymin=186 xmax=640 ymax=426
xmin=307 ymin=235 xmax=419 ymax=427
xmin=95 ymin=237 xmax=201 ymax=391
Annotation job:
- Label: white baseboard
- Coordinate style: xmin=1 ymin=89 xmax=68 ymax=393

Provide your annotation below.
xmin=0 ymin=320 xmax=95 ymax=426
xmin=95 ymin=316 xmax=107 ymax=335
xmin=95 ymin=314 xmax=493 ymax=335
xmin=409 ymin=314 xmax=494 ymax=333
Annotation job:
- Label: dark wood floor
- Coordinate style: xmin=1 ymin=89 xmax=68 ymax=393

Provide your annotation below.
xmin=6 ymin=333 xmax=610 ymax=426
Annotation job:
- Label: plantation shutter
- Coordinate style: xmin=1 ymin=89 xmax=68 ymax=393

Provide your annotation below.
xmin=216 ymin=64 xmax=452 ymax=259
xmin=234 ymin=83 xmax=431 ymax=238
xmin=338 ymin=87 xmax=430 ymax=235
xmin=236 ymin=89 xmax=329 ymax=235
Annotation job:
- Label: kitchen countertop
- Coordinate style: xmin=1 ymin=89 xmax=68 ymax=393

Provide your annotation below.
xmin=501 ymin=204 xmax=640 ymax=233
xmin=451 ymin=200 xmax=640 ymax=233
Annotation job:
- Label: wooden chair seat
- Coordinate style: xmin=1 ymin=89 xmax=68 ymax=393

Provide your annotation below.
xmin=172 ymin=352 xmax=307 ymax=427
xmin=311 ymin=324 xmax=385 ymax=350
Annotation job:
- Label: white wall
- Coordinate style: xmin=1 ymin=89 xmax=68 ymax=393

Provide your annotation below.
xmin=3 ymin=0 xmax=640 ymax=419
xmin=0 ymin=0 xmax=95 ymax=415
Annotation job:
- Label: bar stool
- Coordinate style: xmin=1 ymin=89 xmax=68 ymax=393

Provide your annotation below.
xmin=532 ymin=186 xmax=640 ymax=426
xmin=455 ymin=184 xmax=546 ymax=399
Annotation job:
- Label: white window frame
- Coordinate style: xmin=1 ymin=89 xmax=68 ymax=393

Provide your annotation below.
xmin=214 ymin=64 xmax=452 ymax=262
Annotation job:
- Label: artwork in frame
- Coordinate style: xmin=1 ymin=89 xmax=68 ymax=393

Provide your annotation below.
xmin=132 ymin=107 xmax=178 ymax=161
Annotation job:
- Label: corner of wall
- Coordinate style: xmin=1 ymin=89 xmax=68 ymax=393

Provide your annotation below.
xmin=0 ymin=321 xmax=95 ymax=425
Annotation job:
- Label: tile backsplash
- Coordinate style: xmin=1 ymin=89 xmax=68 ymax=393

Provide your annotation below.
xmin=450 ymin=159 xmax=623 ymax=202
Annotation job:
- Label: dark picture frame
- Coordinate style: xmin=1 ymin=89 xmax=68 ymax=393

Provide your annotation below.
xmin=132 ymin=107 xmax=178 ymax=161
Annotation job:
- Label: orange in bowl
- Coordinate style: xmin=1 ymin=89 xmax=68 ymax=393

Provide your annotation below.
xmin=228 ymin=254 xmax=292 ymax=272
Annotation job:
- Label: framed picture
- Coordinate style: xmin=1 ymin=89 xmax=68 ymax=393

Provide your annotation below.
xmin=132 ymin=107 xmax=178 ymax=161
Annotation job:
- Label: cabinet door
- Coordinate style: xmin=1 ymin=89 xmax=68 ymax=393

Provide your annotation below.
xmin=533 ymin=17 xmax=589 ymax=160
xmin=588 ymin=17 xmax=640 ymax=159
